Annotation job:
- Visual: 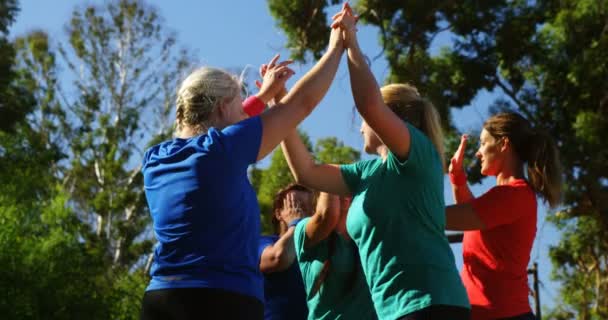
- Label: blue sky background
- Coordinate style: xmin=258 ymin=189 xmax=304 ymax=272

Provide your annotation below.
xmin=11 ymin=0 xmax=562 ymax=311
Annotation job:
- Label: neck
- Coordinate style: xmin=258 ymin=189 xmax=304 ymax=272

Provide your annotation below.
xmin=377 ymin=145 xmax=389 ymax=161
xmin=176 ymin=124 xmax=209 ymax=139
xmin=496 ymin=158 xmax=525 ymax=186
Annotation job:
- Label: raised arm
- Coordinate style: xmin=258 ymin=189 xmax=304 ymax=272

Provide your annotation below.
xmin=254 ymin=53 xmax=350 ymax=196
xmin=445 ymin=134 xmax=483 ymax=230
xmin=259 ymin=193 xmax=307 ymax=273
xmin=259 ymin=228 xmax=297 ymax=273
xmin=280 ymin=130 xmax=351 ymax=196
xmin=256 ymin=27 xmax=344 ymax=161
xmin=336 ymin=5 xmax=413 ymax=160
xmin=449 ymin=135 xmax=475 ymax=203
xmin=304 ymin=192 xmax=340 ymax=248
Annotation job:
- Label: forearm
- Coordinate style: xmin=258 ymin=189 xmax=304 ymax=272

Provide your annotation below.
xmin=281 ymin=130 xmax=316 ymax=185
xmin=314 ymin=192 xmax=339 ymax=226
xmin=305 ymin=192 xmax=340 ymax=247
xmin=452 ymin=183 xmax=474 ymax=203
xmin=279 ymin=45 xmax=343 ymax=111
xmin=273 ymin=227 xmax=297 ymax=266
xmin=267 ymin=88 xmax=287 ymax=107
xmin=347 ymin=41 xmax=384 ymax=118
xmin=259 ymin=227 xmax=297 ymax=273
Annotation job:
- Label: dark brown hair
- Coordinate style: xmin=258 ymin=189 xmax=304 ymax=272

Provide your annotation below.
xmin=484 ymin=112 xmax=562 ymax=207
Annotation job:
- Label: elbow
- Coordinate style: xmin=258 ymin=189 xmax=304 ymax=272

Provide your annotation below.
xmin=272 ymin=249 xmax=293 ymax=272
xmin=276 ymin=253 xmax=293 ymax=271
xmin=264 ymin=249 xmax=293 ymax=273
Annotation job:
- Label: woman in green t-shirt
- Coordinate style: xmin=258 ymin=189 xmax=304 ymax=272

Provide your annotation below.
xmin=278 ymin=4 xmax=470 ymax=320
xmin=294 ymin=193 xmax=377 ymax=320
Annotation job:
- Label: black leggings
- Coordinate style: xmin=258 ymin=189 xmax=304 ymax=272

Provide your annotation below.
xmin=140 ymin=287 xmax=263 ymax=320
xmin=397 ymin=305 xmax=471 ymax=320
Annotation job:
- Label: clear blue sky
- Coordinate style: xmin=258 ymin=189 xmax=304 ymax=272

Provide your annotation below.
xmin=12 ymin=0 xmax=562 ymax=310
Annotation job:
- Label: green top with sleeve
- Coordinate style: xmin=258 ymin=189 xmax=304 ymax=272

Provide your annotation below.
xmin=294 ymin=218 xmax=377 ymax=320
xmin=340 ymin=123 xmax=470 ymax=319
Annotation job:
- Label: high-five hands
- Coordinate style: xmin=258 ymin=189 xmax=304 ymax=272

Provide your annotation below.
xmin=449 ymin=134 xmax=469 ymax=186
xmin=331 ymin=2 xmax=359 ymax=49
xmin=255 ymin=54 xmax=295 ymax=103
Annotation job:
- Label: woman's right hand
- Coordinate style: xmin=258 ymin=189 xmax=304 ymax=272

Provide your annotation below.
xmin=449 ymin=134 xmax=468 ymax=184
xmin=256 ymin=54 xmax=294 ymax=104
xmin=331 ymin=2 xmax=359 ymax=50
xmin=281 ymin=192 xmax=307 ymax=226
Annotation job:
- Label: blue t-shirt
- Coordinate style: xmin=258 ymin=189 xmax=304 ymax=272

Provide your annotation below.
xmin=258 ymin=235 xmax=308 ymax=320
xmin=142 ymin=116 xmax=264 ymax=302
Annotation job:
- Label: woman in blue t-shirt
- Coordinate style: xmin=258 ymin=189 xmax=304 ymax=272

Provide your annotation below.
xmin=140 ymin=28 xmax=346 ymax=320
xmin=279 ymin=4 xmax=470 ymax=320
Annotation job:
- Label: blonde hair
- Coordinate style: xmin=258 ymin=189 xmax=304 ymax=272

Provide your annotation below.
xmin=484 ymin=112 xmax=562 ymax=208
xmin=380 ymin=83 xmax=446 ymax=170
xmin=175 ymin=67 xmax=240 ymax=135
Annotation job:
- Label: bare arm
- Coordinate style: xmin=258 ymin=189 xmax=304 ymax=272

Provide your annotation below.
xmin=338 ymin=8 xmax=413 ymax=160
xmin=259 ymin=193 xmax=308 ymax=273
xmin=451 ymin=184 xmax=475 ymax=204
xmin=255 ymin=52 xmax=350 ymax=196
xmin=449 ymin=135 xmax=475 ymax=203
xmin=257 ymin=29 xmax=344 ymax=161
xmin=446 ymin=204 xmax=485 ymax=231
xmin=281 ymin=130 xmax=351 ymax=196
xmin=259 ymin=227 xmax=297 ymax=273
xmin=304 ymin=192 xmax=340 ymax=248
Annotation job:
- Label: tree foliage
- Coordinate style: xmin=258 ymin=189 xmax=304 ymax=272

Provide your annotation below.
xmin=57 ymin=0 xmax=193 ymax=268
xmin=269 ymin=0 xmax=608 ymax=317
xmin=0 ymin=0 xmax=194 ymax=318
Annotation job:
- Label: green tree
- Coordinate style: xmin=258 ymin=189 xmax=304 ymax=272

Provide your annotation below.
xmin=1 ymin=0 xmax=195 ymax=318
xmin=0 ymin=0 xmax=35 ymax=132
xmin=0 ymin=2 xmax=115 ymax=318
xmin=251 ymin=132 xmax=360 ymax=234
xmin=0 ymin=190 xmax=114 ymax=319
xmin=57 ymin=0 xmax=193 ymax=269
xmin=269 ymin=0 xmax=608 ymax=317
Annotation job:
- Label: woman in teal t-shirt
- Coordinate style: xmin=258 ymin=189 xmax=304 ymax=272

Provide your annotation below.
xmin=279 ymin=4 xmax=470 ymax=320
xmin=293 ymin=193 xmax=376 ymax=320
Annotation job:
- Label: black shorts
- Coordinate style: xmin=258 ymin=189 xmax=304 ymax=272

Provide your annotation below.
xmin=140 ymin=287 xmax=263 ymax=320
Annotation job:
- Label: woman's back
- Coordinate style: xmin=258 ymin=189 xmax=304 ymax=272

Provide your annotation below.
xmin=143 ymin=116 xmax=263 ymax=300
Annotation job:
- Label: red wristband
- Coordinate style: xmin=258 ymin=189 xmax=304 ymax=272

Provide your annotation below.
xmin=449 ymin=171 xmax=467 ymax=186
xmin=243 ymin=95 xmax=265 ymax=117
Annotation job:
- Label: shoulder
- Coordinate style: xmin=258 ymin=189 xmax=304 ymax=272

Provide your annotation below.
xmin=341 ymin=158 xmax=380 ymax=175
xmin=487 ymin=180 xmax=536 ymax=203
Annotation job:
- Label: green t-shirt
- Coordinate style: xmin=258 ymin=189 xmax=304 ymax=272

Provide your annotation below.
xmin=340 ymin=124 xmax=470 ymax=319
xmin=294 ymin=218 xmax=377 ymax=320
